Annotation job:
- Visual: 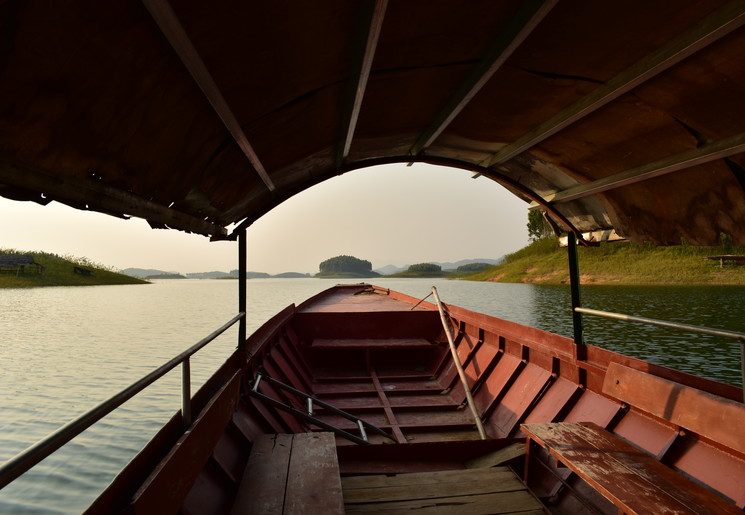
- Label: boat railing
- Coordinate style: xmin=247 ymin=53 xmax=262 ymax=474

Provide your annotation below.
xmin=0 ymin=312 xmax=245 ymax=490
xmin=575 ymin=306 xmax=745 ymax=400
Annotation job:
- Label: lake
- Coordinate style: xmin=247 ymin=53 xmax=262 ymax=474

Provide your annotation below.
xmin=1 ymin=278 xmax=743 ymax=513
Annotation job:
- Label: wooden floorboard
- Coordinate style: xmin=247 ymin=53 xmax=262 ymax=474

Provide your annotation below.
xmin=231 ymin=434 xmax=293 ymax=515
xmin=342 ymin=466 xmax=543 ymax=515
xmin=285 ymin=433 xmax=344 ymax=514
xmin=231 ymin=433 xmax=344 ymax=515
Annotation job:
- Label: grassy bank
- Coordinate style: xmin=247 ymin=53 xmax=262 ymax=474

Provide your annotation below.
xmin=467 ymin=238 xmax=745 ymax=285
xmin=0 ymin=250 xmax=148 ymax=288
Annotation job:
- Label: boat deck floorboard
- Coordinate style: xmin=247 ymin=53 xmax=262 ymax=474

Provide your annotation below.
xmin=341 ymin=466 xmax=544 ymax=514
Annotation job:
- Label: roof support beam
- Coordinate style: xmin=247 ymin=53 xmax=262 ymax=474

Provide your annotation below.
xmin=142 ymin=0 xmax=276 ymax=192
xmin=482 ymin=0 xmax=745 ymax=169
xmin=544 ymin=131 xmax=745 ymax=203
xmin=408 ymin=0 xmax=558 ymax=157
xmin=0 ymin=160 xmax=227 ymax=237
xmin=335 ymin=0 xmax=388 ymax=168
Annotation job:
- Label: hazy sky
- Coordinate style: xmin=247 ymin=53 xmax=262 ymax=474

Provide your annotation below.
xmin=1 ymin=163 xmax=530 ymax=274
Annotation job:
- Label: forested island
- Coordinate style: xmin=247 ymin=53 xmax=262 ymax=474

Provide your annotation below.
xmin=316 ymin=255 xmax=380 ymax=278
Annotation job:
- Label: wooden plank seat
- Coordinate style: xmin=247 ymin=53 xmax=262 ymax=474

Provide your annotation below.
xmin=311 ymin=338 xmax=436 ymax=349
xmin=522 ymin=422 xmax=741 ymax=515
xmin=342 ymin=466 xmax=544 ymax=514
xmin=231 ymin=432 xmax=344 ymax=514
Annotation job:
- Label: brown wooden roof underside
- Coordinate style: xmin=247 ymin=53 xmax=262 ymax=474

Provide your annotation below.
xmin=1 ymin=0 xmax=745 ymax=244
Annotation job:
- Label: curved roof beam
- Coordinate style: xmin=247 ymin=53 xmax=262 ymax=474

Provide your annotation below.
xmin=408 ymin=0 xmax=558 ymax=157
xmin=481 ymin=0 xmax=745 ymax=169
xmin=544 ymin=131 xmax=745 ymax=204
xmin=336 ymin=0 xmax=388 ymax=168
xmin=143 ymin=0 xmax=276 ymax=192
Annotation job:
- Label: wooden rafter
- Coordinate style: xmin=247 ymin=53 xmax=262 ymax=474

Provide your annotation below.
xmin=335 ymin=0 xmax=388 ymax=168
xmin=0 ymin=161 xmax=227 ymax=237
xmin=481 ymin=0 xmax=745 ymax=169
xmin=408 ymin=0 xmax=558 ymax=157
xmin=142 ymin=0 xmax=276 ymax=192
xmin=544 ymin=132 xmax=745 ymax=204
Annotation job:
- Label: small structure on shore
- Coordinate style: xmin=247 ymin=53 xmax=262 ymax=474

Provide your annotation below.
xmin=0 ymin=254 xmax=44 ymax=275
xmin=705 ymin=255 xmax=745 ymax=268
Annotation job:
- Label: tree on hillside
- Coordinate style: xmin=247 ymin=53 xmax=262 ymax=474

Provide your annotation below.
xmin=407 ymin=263 xmax=441 ymax=273
xmin=456 ymin=262 xmax=492 ymax=273
xmin=527 ymin=210 xmax=553 ymax=241
xmin=319 ymin=255 xmax=372 ymax=274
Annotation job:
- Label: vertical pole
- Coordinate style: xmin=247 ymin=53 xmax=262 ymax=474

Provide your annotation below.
xmin=182 ymin=358 xmax=191 ymax=429
xmin=567 ymin=232 xmax=584 ymax=347
xmin=238 ymin=229 xmax=247 ymax=350
xmin=740 ymin=339 xmax=745 ymax=403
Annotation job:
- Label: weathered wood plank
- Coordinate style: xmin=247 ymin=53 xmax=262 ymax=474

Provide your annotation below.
xmin=312 ymin=338 xmax=434 ymax=349
xmin=342 ymin=466 xmax=514 ymax=490
xmin=465 ymin=443 xmax=525 ymax=469
xmin=230 ymin=433 xmax=293 ymax=515
xmin=345 ymin=490 xmax=543 ymax=514
xmin=523 ymin=422 xmax=742 ymax=514
xmin=284 ymin=432 xmax=344 ymax=514
xmin=343 ymin=475 xmax=525 ymax=504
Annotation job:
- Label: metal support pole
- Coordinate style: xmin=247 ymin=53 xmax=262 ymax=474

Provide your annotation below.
xmin=740 ymin=339 xmax=745 ymax=403
xmin=238 ymin=229 xmax=247 ymax=349
xmin=182 ymin=357 xmax=191 ymax=429
xmin=432 ymin=287 xmax=487 ymax=440
xmin=567 ymin=232 xmax=584 ymax=347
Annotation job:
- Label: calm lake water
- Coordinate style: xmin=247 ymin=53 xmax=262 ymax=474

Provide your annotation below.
xmin=1 ymin=278 xmax=743 ymax=513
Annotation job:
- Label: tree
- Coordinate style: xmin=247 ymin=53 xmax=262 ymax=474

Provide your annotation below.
xmin=527 ymin=210 xmax=553 ymax=241
xmin=407 ymin=263 xmax=441 ymax=273
xmin=318 ymin=255 xmax=372 ymax=274
xmin=456 ymin=262 xmax=492 ymax=273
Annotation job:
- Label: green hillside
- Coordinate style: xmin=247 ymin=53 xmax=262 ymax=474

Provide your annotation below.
xmin=466 ymin=238 xmax=745 ymax=285
xmin=0 ymin=250 xmax=148 ymax=288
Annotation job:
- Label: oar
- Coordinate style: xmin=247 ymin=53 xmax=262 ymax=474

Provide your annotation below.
xmin=431 ymin=286 xmax=487 ymax=440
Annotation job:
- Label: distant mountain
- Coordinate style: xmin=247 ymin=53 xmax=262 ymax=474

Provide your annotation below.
xmin=121 ymin=267 xmax=179 ymax=278
xmin=273 ymin=272 xmax=311 ymax=278
xmin=436 ymin=258 xmax=503 ymax=271
xmin=374 ymin=264 xmax=408 ymax=275
xmin=376 ymin=258 xmax=502 ymax=275
xmin=186 ymin=271 xmax=232 ymax=279
xmin=145 ymin=273 xmax=186 ymax=279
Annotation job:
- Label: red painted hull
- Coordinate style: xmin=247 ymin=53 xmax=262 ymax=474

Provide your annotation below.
xmin=88 ymin=284 xmax=745 ymax=514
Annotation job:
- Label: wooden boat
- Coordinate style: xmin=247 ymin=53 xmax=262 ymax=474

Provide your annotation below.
xmin=79 ymin=283 xmax=743 ymax=514
xmin=2 ymin=1 xmax=745 ymax=513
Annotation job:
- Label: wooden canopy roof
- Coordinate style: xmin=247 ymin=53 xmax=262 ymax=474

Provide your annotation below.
xmin=2 ymin=0 xmax=745 ymax=245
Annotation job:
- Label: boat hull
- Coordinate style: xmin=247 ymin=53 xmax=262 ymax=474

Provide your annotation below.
xmin=87 ymin=284 xmax=745 ymax=514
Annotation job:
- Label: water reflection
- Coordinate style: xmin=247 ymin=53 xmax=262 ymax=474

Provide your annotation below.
xmin=528 ymin=284 xmax=744 ymax=386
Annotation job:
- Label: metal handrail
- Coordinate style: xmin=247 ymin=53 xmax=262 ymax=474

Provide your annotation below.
xmin=575 ymin=307 xmax=745 ymax=342
xmin=575 ymin=306 xmax=745 ymax=401
xmin=0 ymin=312 xmax=245 ymax=490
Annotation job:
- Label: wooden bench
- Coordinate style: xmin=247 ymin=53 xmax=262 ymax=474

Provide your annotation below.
xmin=522 ymin=421 xmax=741 ymax=514
xmin=231 ymin=432 xmax=344 ymax=514
xmin=522 ymin=362 xmax=745 ymax=514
